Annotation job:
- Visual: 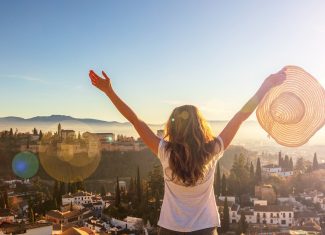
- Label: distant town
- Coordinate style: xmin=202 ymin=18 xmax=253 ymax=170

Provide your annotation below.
xmin=0 ymin=124 xmax=325 ymax=234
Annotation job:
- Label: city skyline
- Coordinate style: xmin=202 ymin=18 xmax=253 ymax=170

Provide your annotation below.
xmin=1 ymin=1 xmax=325 ymax=124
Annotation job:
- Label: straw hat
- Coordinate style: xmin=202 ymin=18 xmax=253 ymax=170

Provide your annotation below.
xmin=256 ymin=65 xmax=325 ymax=147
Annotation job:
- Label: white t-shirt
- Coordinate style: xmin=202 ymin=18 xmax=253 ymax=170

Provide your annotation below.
xmin=157 ymin=136 xmax=224 ymax=232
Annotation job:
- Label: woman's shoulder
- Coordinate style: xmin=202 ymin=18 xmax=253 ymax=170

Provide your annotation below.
xmin=158 ymin=138 xmax=171 ymax=163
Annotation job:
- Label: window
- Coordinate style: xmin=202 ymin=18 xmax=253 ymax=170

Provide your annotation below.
xmin=281 ymin=220 xmax=286 ymax=225
xmin=283 ymin=213 xmax=286 ymax=218
xmin=271 ymin=213 xmax=273 ymax=217
xmin=263 ymin=213 xmax=266 ymax=218
xmin=271 ymin=219 xmax=273 ymax=223
xmin=289 ymin=213 xmax=291 ymax=218
xmin=277 ymin=213 xmax=279 ymax=218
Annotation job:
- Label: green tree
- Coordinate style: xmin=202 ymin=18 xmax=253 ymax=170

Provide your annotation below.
xmin=215 ymin=162 xmax=221 ymax=197
xmin=101 ymin=186 xmax=106 ymax=197
xmin=39 ymin=130 xmax=43 ymax=140
xmin=278 ymin=151 xmax=282 ymax=167
xmin=295 ymin=157 xmax=306 ymax=172
xmin=249 ymin=162 xmax=255 ymax=194
xmin=136 ymin=166 xmax=142 ymax=204
xmin=228 ymin=153 xmax=250 ymax=196
xmin=284 ymin=155 xmax=290 ymax=169
xmin=313 ymin=153 xmax=319 ymax=170
xmin=115 ymin=176 xmax=121 ymax=207
xmin=221 ymin=173 xmax=227 ymax=196
xmin=289 ymin=157 xmax=294 ymax=170
xmin=221 ymin=197 xmax=230 ymax=233
xmin=236 ymin=212 xmax=248 ymax=235
xmin=0 ymin=194 xmax=4 ymax=209
xmin=255 ymin=158 xmax=262 ymax=185
xmin=33 ymin=128 xmax=38 ymax=135
xmin=28 ymin=200 xmax=35 ymax=223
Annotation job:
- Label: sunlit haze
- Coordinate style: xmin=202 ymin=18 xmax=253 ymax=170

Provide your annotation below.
xmin=1 ymin=1 xmax=325 ymax=124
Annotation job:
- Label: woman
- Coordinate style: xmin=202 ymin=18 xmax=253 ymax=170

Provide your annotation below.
xmin=89 ymin=68 xmax=286 ymax=234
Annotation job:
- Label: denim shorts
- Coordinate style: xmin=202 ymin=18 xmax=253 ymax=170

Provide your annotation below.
xmin=157 ymin=226 xmax=218 ymax=235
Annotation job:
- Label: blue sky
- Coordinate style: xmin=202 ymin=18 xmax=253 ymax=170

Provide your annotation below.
xmin=1 ymin=1 xmax=325 ymax=124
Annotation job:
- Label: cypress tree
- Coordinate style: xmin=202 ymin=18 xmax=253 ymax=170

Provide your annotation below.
xmin=278 ymin=151 xmax=282 ymax=167
xmin=3 ymin=190 xmax=9 ymax=209
xmin=250 ymin=162 xmax=255 ymax=194
xmin=284 ymin=155 xmax=290 ymax=169
xmin=313 ymin=153 xmax=319 ymax=170
xmin=236 ymin=211 xmax=248 ymax=235
xmin=289 ymin=157 xmax=294 ymax=171
xmin=255 ymin=158 xmax=262 ymax=185
xmin=136 ymin=166 xmax=142 ymax=204
xmin=70 ymin=202 xmax=73 ymax=211
xmin=221 ymin=173 xmax=227 ymax=196
xmin=101 ymin=186 xmax=106 ymax=197
xmin=249 ymin=162 xmax=255 ymax=180
xmin=215 ymin=162 xmax=221 ymax=197
xmin=221 ymin=197 xmax=230 ymax=232
xmin=39 ymin=130 xmax=43 ymax=140
xmin=0 ymin=194 xmax=4 ymax=209
xmin=53 ymin=180 xmax=59 ymax=204
xmin=115 ymin=176 xmax=121 ymax=207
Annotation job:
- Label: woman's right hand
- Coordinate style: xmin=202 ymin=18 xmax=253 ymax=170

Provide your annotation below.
xmin=89 ymin=70 xmax=113 ymax=95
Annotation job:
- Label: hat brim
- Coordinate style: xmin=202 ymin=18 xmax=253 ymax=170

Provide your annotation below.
xmin=256 ymin=65 xmax=325 ymax=147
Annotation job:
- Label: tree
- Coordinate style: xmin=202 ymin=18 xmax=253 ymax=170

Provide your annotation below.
xmin=101 ymin=186 xmax=106 ymax=197
xmin=236 ymin=212 xmax=248 ymax=235
xmin=27 ymin=135 xmax=30 ymax=149
xmin=115 ymin=176 xmax=121 ymax=207
xmin=215 ymin=162 xmax=221 ymax=197
xmin=284 ymin=155 xmax=290 ymax=169
xmin=255 ymin=158 xmax=262 ymax=185
xmin=0 ymin=191 xmax=9 ymax=209
xmin=289 ymin=157 xmax=294 ymax=171
xmin=249 ymin=162 xmax=255 ymax=194
xmin=28 ymin=200 xmax=35 ymax=223
xmin=33 ymin=128 xmax=38 ymax=135
xmin=221 ymin=173 xmax=227 ymax=196
xmin=136 ymin=166 xmax=142 ymax=204
xmin=221 ymin=197 xmax=230 ymax=232
xmin=39 ymin=130 xmax=43 ymax=140
xmin=313 ymin=153 xmax=319 ymax=170
xmin=278 ymin=151 xmax=282 ymax=167
xmin=295 ymin=157 xmax=307 ymax=172
xmin=227 ymin=153 xmax=250 ymax=196
xmin=249 ymin=162 xmax=255 ymax=181
xmin=9 ymin=128 xmax=13 ymax=136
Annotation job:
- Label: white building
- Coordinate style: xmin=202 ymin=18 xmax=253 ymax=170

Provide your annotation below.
xmin=254 ymin=205 xmax=294 ymax=227
xmin=262 ymin=164 xmax=294 ymax=177
xmin=62 ymin=191 xmax=93 ymax=205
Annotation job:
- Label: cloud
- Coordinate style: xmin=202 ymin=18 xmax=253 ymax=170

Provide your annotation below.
xmin=0 ymin=74 xmax=48 ymax=84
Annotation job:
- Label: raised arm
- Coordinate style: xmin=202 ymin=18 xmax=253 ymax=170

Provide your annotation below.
xmin=219 ymin=67 xmax=287 ymax=150
xmin=89 ymin=70 xmax=160 ymax=155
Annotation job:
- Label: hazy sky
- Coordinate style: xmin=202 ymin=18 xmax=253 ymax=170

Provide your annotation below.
xmin=1 ymin=1 xmax=325 ymax=124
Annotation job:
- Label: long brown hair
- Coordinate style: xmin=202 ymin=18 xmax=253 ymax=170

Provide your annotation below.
xmin=163 ymin=105 xmax=217 ymax=186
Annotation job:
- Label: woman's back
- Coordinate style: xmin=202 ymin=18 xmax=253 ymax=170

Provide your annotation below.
xmin=157 ymin=136 xmax=224 ymax=232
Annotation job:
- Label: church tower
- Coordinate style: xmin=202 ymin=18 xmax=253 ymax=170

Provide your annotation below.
xmin=58 ymin=123 xmax=62 ymax=137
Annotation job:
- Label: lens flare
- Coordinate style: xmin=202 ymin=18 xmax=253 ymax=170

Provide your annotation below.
xmin=38 ymin=122 xmax=101 ymax=183
xmin=12 ymin=152 xmax=39 ymax=179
